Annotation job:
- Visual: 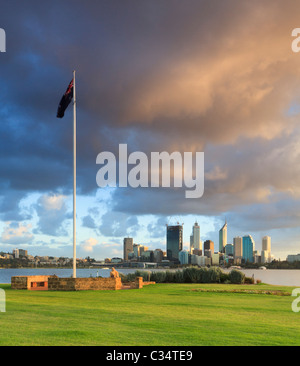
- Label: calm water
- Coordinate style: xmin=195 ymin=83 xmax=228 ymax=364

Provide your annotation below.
xmin=223 ymin=269 xmax=300 ymax=286
xmin=0 ymin=268 xmax=299 ymax=287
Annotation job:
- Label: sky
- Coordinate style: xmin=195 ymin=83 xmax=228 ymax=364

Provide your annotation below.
xmin=1 ymin=0 xmax=300 ymax=260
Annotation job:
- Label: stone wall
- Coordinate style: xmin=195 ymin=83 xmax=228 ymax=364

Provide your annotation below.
xmin=48 ymin=276 xmax=122 ymax=291
xmin=11 ymin=274 xmax=155 ymax=291
xmin=11 ymin=275 xmax=52 ymax=290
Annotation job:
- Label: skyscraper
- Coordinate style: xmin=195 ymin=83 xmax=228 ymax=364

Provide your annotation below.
xmin=204 ymin=240 xmax=214 ymax=252
xmin=190 ymin=221 xmax=201 ymax=252
xmin=219 ymin=221 xmax=227 ymax=253
xmin=242 ymin=235 xmax=255 ymax=263
xmin=166 ymin=224 xmax=183 ymax=261
xmin=233 ymin=236 xmax=243 ymax=264
xmin=225 ymin=244 xmax=234 ymax=256
xmin=262 ymin=236 xmax=271 ymax=263
xmin=123 ymin=237 xmax=133 ymax=261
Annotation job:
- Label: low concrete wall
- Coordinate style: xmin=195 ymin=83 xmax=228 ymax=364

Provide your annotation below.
xmin=48 ymin=276 xmax=122 ymax=291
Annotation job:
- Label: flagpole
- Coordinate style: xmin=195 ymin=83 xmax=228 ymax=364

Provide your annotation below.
xmin=73 ymin=70 xmax=77 ymax=279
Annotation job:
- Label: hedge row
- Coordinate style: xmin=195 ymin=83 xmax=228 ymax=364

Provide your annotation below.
xmin=121 ymin=267 xmax=247 ymax=284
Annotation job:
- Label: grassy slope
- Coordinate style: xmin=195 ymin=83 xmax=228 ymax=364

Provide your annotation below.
xmin=0 ymin=283 xmax=299 ymax=346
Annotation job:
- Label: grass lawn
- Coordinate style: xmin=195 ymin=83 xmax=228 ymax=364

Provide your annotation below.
xmin=0 ymin=283 xmax=299 ymax=346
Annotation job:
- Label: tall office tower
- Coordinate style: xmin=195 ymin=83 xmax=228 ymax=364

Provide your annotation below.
xmin=242 ymin=235 xmax=255 ymax=263
xmin=166 ymin=224 xmax=183 ymax=261
xmin=225 ymin=244 xmax=234 ymax=256
xmin=123 ymin=237 xmax=133 ymax=261
xmin=261 ymin=250 xmax=269 ymax=264
xmin=233 ymin=236 xmax=243 ymax=264
xmin=190 ymin=234 xmax=194 ymax=253
xmin=133 ymin=244 xmax=141 ymax=258
xmin=219 ymin=221 xmax=227 ymax=253
xmin=204 ymin=240 xmax=214 ymax=252
xmin=262 ymin=236 xmax=271 ymax=262
xmin=190 ymin=222 xmax=201 ymax=252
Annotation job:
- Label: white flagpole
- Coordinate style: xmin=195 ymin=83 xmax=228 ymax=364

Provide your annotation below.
xmin=73 ymin=70 xmax=77 ymax=278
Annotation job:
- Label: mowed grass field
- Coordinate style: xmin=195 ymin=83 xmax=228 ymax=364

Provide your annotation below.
xmin=0 ymin=283 xmax=299 ymax=346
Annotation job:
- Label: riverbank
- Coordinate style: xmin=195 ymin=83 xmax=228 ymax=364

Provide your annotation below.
xmin=1 ymin=267 xmax=300 ymax=286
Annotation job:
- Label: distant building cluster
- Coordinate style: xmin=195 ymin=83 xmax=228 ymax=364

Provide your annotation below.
xmin=122 ymin=221 xmax=277 ymax=268
xmin=175 ymin=221 xmax=274 ymax=267
xmin=0 ymin=249 xmax=88 ymax=267
xmin=121 ymin=237 xmax=166 ymax=268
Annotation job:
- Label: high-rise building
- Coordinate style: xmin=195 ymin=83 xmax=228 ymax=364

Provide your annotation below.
xmin=193 ymin=249 xmax=202 ymax=256
xmin=153 ymin=249 xmax=163 ymax=263
xmin=190 ymin=222 xmax=201 ymax=252
xmin=262 ymin=236 xmax=271 ymax=262
xmin=13 ymin=249 xmax=19 ymax=259
xmin=242 ymin=235 xmax=255 ymax=263
xmin=219 ymin=221 xmax=227 ymax=253
xmin=233 ymin=236 xmax=243 ymax=263
xmin=166 ymin=224 xmax=183 ymax=261
xmin=123 ymin=237 xmax=133 ymax=261
xmin=204 ymin=240 xmax=214 ymax=252
xmin=262 ymin=236 xmax=271 ymax=252
xmin=261 ymin=250 xmax=269 ymax=264
xmin=179 ymin=250 xmax=189 ymax=265
xmin=132 ymin=244 xmax=148 ymax=259
xmin=19 ymin=249 xmax=28 ymax=257
xmin=225 ymin=244 xmax=234 ymax=256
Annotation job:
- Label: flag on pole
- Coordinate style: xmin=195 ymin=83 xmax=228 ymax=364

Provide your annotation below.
xmin=56 ymin=72 xmax=77 ymax=279
xmin=56 ymin=79 xmax=74 ymax=118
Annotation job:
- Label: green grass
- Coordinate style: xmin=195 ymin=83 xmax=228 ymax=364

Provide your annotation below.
xmin=0 ymin=283 xmax=299 ymax=346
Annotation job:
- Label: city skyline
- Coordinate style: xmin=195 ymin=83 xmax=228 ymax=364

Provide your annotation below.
xmin=1 ymin=1 xmax=300 ymax=262
xmin=2 ymin=219 xmax=282 ymax=263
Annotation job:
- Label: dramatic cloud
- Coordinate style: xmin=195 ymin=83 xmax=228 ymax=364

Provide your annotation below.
xmin=1 ymin=0 xmax=300 ymax=257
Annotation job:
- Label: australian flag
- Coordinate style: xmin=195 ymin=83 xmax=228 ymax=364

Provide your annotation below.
xmin=56 ymin=79 xmax=74 ymax=118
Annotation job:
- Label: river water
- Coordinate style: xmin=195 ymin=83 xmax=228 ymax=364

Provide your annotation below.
xmin=0 ymin=268 xmax=299 ymax=287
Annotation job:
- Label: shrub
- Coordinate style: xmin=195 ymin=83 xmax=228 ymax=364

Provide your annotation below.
xmin=200 ymin=267 xmax=210 ymax=283
xmin=150 ymin=271 xmax=166 ymax=283
xmin=123 ymin=267 xmax=247 ymax=285
xmin=183 ymin=267 xmax=201 ymax=283
xmin=244 ymin=276 xmax=255 ymax=284
xmin=220 ymin=272 xmax=230 ymax=283
xmin=229 ymin=269 xmax=245 ymax=284
xmin=123 ymin=270 xmax=151 ymax=282
xmin=174 ymin=270 xmax=184 ymax=283
xmin=207 ymin=267 xmax=222 ymax=283
xmin=165 ymin=270 xmax=176 ymax=283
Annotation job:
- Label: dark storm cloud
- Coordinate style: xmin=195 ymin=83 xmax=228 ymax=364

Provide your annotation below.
xmin=1 ymin=0 xmax=300 ymax=239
